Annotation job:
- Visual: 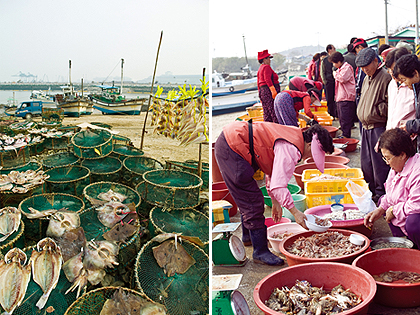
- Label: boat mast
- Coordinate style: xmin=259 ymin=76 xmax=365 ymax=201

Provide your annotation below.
xmin=69 ymin=60 xmax=73 ymax=94
xmin=120 ymin=58 xmax=124 ymax=95
xmin=242 ymin=35 xmax=251 ymax=77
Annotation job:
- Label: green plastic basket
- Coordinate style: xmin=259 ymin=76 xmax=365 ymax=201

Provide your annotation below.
xmin=71 ymin=129 xmax=113 ymax=159
xmin=0 ymin=246 xmax=77 ymax=315
xmin=64 ymin=286 xmax=163 ymax=315
xmin=141 ymin=170 xmax=203 ymax=209
xmin=165 ymin=160 xmax=209 ymax=191
xmin=18 ymin=193 xmax=85 ymax=244
xmin=122 ymin=156 xmax=164 ymax=188
xmin=134 ymin=238 xmax=209 ymax=315
xmin=44 ymin=165 xmax=91 ymax=197
xmin=81 ymin=156 xmax=122 ymax=183
xmin=111 ymin=144 xmax=144 ymax=160
xmin=150 ymin=206 xmax=209 ymax=245
xmin=41 ymin=151 xmax=80 ymax=170
xmin=83 ymin=181 xmax=141 ymax=209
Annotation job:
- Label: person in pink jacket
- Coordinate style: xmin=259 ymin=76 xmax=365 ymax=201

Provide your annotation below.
xmin=365 ymin=128 xmax=420 ymax=249
xmin=329 ymin=51 xmax=356 ymax=138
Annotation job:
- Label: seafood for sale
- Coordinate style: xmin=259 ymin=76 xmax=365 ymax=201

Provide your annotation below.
xmin=95 ymin=201 xmax=136 ymax=228
xmin=30 ymin=238 xmax=63 ymax=309
xmin=265 ymin=280 xmax=362 ymax=314
xmin=63 ymin=251 xmax=87 ymax=298
xmin=286 ymin=231 xmax=363 ymax=258
xmin=308 ymin=174 xmax=347 ymax=181
xmin=323 ymin=209 xmax=365 ymax=221
xmin=100 ymin=287 xmax=167 ymax=315
xmin=152 ymin=239 xmax=196 ymax=277
xmin=0 ymin=207 xmax=21 ymax=242
xmin=23 ymin=207 xmax=58 ymax=219
xmin=46 ymin=210 xmax=80 ymax=238
xmin=103 ymin=220 xmax=138 ymax=243
xmin=0 ymin=170 xmax=49 ymax=193
xmin=54 ymin=227 xmax=86 ymax=262
xmin=271 ymin=232 xmax=294 ymax=241
xmin=373 ymin=271 xmax=420 ymax=283
xmin=83 ymin=240 xmax=119 ymax=270
xmin=97 ymin=189 xmax=127 ymax=203
xmin=0 ymin=248 xmax=32 ymax=315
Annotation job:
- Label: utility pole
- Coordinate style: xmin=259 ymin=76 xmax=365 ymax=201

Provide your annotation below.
xmin=416 ymin=0 xmax=420 ymax=56
xmin=385 ymin=0 xmax=389 ymax=44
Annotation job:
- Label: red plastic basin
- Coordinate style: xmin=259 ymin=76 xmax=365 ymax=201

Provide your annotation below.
xmin=330 ymin=147 xmax=344 ymax=156
xmin=254 ymin=262 xmax=376 ymax=315
xmin=353 ymin=248 xmax=420 ymax=308
xmin=212 ymin=181 xmax=237 ymax=216
xmin=304 ymin=204 xmax=372 ymax=237
xmin=293 ymin=162 xmax=349 ymax=190
xmin=304 ymin=155 xmax=350 ymax=165
xmin=279 ymin=228 xmax=370 ymax=266
xmin=264 ymin=217 xmax=291 ymax=227
xmin=333 ymin=138 xmax=359 ymax=152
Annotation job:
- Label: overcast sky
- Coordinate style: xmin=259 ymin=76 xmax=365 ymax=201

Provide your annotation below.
xmin=0 ymin=0 xmax=209 ymax=83
xmin=210 ymin=0 xmax=418 ymax=58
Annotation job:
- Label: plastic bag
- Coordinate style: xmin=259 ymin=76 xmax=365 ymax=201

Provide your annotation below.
xmin=345 ymin=180 xmax=376 ymax=214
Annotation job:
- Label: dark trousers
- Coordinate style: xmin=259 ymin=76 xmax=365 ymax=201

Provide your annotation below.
xmin=325 ymin=81 xmax=337 ymax=118
xmin=388 ymin=214 xmax=420 ymax=249
xmin=214 ymin=132 xmax=265 ymax=230
xmin=360 ymin=126 xmax=390 ymax=200
xmin=337 ymin=101 xmax=356 ymax=138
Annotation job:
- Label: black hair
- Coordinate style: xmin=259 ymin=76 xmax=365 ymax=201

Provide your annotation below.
xmin=306 ymin=87 xmax=321 ymax=100
xmin=384 ymin=47 xmax=410 ymax=69
xmin=355 ymin=42 xmax=368 ymax=50
xmin=328 ymin=51 xmax=344 ymax=63
xmin=393 ymin=54 xmax=420 ymax=79
xmin=302 ymin=124 xmax=334 ymax=154
xmin=378 ymin=44 xmax=391 ymax=55
xmin=258 ymin=59 xmax=264 ymax=64
xmin=320 ymin=51 xmax=328 ymax=57
xmin=312 ymin=53 xmax=321 ymax=61
xmin=326 ymin=44 xmax=334 ymax=52
xmin=350 ymin=37 xmax=357 ymax=44
xmin=347 ymin=44 xmax=354 ymax=53
xmin=378 ymin=128 xmax=416 ymax=158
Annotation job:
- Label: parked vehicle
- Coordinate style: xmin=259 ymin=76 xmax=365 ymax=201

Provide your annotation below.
xmin=12 ymin=100 xmax=57 ymax=119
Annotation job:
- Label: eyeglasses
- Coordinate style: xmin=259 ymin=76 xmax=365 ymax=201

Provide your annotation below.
xmin=382 ymin=155 xmax=395 ymax=164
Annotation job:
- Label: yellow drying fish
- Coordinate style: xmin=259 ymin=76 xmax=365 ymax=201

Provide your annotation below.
xmin=0 ymin=248 xmax=31 ymax=315
xmin=100 ymin=287 xmax=166 ymax=315
xmin=0 ymin=207 xmax=21 ymax=243
xmin=30 ymin=238 xmax=63 ymax=310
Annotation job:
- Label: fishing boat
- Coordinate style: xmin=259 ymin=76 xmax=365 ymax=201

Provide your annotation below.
xmin=212 ymin=71 xmax=257 ymax=97
xmin=55 ymin=60 xmax=93 ymax=117
xmin=90 ymin=59 xmax=148 ymax=115
xmin=212 ymin=90 xmax=260 ymax=115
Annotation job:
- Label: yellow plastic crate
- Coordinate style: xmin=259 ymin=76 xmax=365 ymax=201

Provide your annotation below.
xmin=305 ymin=179 xmax=367 ymax=194
xmin=318 ymin=116 xmax=333 ymax=126
xmin=321 ymin=100 xmax=327 ymax=106
xmin=246 ymin=105 xmax=263 ymax=118
xmin=310 ymin=105 xmax=328 ymax=112
xmin=302 ymin=168 xmax=364 ymax=182
xmin=236 ymin=113 xmax=249 ymax=121
xmin=305 ymin=190 xmax=367 ymax=208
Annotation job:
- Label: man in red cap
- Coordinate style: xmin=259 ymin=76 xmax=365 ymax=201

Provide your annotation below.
xmin=257 ymin=50 xmax=281 ymax=123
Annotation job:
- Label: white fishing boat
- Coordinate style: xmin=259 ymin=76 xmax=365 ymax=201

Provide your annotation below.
xmin=212 ymin=90 xmax=260 ymax=115
xmin=212 ymin=72 xmax=257 ymax=97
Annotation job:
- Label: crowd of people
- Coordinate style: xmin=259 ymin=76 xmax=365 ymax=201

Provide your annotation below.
xmin=214 ymin=38 xmax=420 ymax=266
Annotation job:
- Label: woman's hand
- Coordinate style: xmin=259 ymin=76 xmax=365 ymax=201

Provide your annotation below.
xmin=271 ymin=198 xmax=283 ymax=223
xmin=385 ymin=206 xmax=395 ymax=223
xmin=364 ymin=207 xmax=385 ymax=229
xmin=287 ymin=206 xmax=308 ymax=229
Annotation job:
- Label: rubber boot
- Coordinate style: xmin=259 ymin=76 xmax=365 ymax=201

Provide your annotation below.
xmin=241 ymin=215 xmax=252 ymax=246
xmin=249 ymin=226 xmax=284 ymax=266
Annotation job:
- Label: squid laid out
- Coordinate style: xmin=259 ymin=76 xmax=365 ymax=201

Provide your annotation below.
xmin=30 ymin=238 xmax=63 ymax=310
xmin=0 ymin=248 xmax=31 ymax=315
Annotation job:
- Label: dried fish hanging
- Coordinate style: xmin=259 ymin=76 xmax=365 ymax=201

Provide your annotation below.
xmin=150 ymin=78 xmax=209 ymax=147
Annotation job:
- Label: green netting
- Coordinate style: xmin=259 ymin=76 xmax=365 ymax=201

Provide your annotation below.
xmin=44 ymin=165 xmax=91 ymax=197
xmin=111 ymin=144 xmax=144 ymax=160
xmin=0 ymin=145 xmax=31 ymax=169
xmin=0 ymin=246 xmax=78 ymax=315
xmin=83 ymin=182 xmax=141 ymax=209
xmin=134 ymin=181 xmax=155 ymax=218
xmin=19 ymin=193 xmax=85 ymax=244
xmin=37 ymin=121 xmax=62 ymax=129
xmin=150 ymin=207 xmax=209 ymax=244
xmin=42 ymin=151 xmax=80 ymax=170
xmin=9 ymin=120 xmax=38 ymax=134
xmin=90 ymin=122 xmax=112 ymax=129
xmin=78 ymin=207 xmax=143 ymax=268
xmin=0 ymin=221 xmax=25 ymax=256
xmin=64 ymin=286 xmax=160 ymax=315
xmin=71 ymin=129 xmax=113 ymax=159
xmin=134 ymin=239 xmax=209 ymax=315
xmin=43 ymin=136 xmax=72 ymax=151
xmin=112 ymin=134 xmax=132 ymax=146
xmin=28 ymin=140 xmax=45 ymax=156
xmin=142 ymin=170 xmax=202 ymax=209
xmin=165 ymin=160 xmax=209 ymax=191
xmin=57 ymin=125 xmax=81 ymax=133
xmin=0 ymin=160 xmax=42 ymax=174
xmin=81 ymin=156 xmax=122 ymax=183
xmin=122 ymin=156 xmax=164 ymax=188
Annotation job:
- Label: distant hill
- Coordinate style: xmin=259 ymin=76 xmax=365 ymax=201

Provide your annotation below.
xmin=278 ymin=45 xmax=325 ymax=57
xmin=137 ymin=72 xmax=202 ymax=85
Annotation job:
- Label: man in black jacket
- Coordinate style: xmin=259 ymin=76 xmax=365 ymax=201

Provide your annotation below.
xmin=321 ymin=44 xmax=337 ymax=118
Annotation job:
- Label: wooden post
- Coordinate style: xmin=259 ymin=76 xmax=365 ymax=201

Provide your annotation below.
xmin=140 ymin=31 xmax=163 ymax=150
xmin=197 ymin=67 xmax=206 ymax=178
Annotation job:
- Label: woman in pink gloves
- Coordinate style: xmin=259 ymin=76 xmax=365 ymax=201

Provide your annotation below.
xmin=257 ymin=50 xmax=281 ymax=123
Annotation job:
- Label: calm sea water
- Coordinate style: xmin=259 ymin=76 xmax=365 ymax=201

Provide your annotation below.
xmin=0 ymin=90 xmax=150 ymax=105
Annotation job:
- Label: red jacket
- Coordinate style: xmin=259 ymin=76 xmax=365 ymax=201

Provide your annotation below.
xmin=289 ymin=76 xmax=322 ymax=92
xmin=283 ymin=90 xmax=314 ymax=118
xmin=223 ymin=121 xmax=304 ymax=175
xmin=257 ymin=64 xmax=279 ymax=88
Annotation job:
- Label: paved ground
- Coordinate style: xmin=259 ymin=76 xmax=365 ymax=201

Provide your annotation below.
xmin=212 ymin=113 xmax=420 ymax=314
